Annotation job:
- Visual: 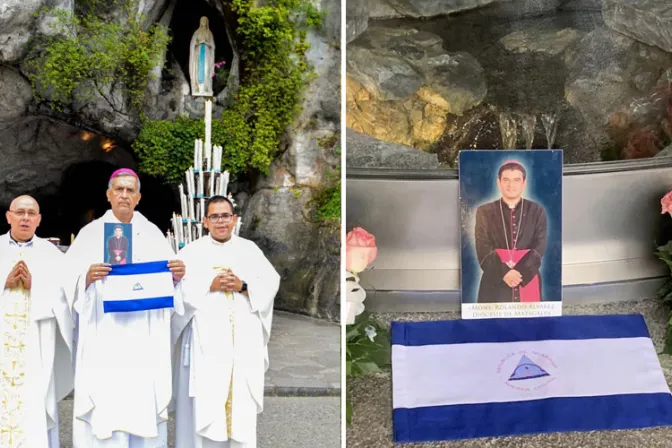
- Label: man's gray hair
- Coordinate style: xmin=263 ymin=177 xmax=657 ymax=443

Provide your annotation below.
xmin=108 ymin=174 xmax=141 ymax=192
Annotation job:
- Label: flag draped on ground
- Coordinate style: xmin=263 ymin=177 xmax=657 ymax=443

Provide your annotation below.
xmin=392 ymin=314 xmax=672 ymax=443
xmin=103 ymin=261 xmax=174 ymax=313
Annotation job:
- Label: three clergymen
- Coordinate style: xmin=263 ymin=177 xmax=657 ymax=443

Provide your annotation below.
xmin=1 ymin=168 xmax=279 ymax=448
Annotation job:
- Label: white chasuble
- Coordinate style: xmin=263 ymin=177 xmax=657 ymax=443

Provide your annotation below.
xmin=65 ymin=210 xmax=184 ymax=448
xmin=0 ymin=233 xmax=74 ymax=448
xmin=172 ymin=235 xmax=280 ymax=448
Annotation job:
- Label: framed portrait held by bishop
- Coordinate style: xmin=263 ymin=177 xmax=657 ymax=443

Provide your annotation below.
xmin=459 ymin=150 xmax=563 ymax=319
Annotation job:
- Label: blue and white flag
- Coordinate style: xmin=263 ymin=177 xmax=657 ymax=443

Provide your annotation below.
xmin=103 ymin=261 xmax=174 ymax=313
xmin=392 ymin=314 xmax=672 ymax=443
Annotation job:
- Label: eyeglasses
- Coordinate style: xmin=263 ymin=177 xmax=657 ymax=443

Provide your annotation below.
xmin=10 ymin=210 xmax=39 ymax=218
xmin=207 ymin=213 xmax=234 ymax=223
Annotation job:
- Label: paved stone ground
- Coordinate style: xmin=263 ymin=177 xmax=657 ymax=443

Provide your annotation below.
xmin=57 ymin=311 xmax=341 ymax=445
xmin=58 ymin=397 xmax=341 ymax=447
xmin=265 ymin=310 xmax=341 ymax=395
xmin=347 ymin=299 xmax=672 ymax=447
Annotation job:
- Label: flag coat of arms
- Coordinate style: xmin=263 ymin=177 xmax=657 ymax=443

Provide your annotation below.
xmin=392 ymin=314 xmax=672 ymax=442
xmin=102 ymin=261 xmax=174 ymax=313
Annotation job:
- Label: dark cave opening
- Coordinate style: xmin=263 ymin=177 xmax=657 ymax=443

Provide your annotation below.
xmin=0 ymin=162 xmax=178 ymax=246
xmin=168 ymin=0 xmax=234 ymax=96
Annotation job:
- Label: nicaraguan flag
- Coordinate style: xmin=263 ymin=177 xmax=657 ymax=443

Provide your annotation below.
xmin=103 ymin=261 xmax=174 ymax=313
xmin=392 ymin=314 xmax=672 ymax=442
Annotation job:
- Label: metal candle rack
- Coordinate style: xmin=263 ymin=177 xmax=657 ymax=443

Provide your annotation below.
xmin=166 ymin=99 xmax=242 ymax=252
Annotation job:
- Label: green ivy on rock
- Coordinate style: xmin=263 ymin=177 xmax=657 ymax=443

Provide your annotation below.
xmin=26 ymin=0 xmax=170 ymax=112
xmin=314 ymin=177 xmax=340 ymax=224
xmin=132 ymin=0 xmax=322 ymax=182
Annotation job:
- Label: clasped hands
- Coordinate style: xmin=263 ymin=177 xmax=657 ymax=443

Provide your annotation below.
xmin=85 ymin=260 xmax=186 ymax=288
xmin=503 ymin=269 xmax=522 ymax=288
xmin=210 ymin=269 xmax=243 ymax=293
xmin=4 ymin=261 xmax=32 ymax=290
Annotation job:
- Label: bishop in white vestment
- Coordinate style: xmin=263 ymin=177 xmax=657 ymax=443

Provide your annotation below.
xmin=65 ymin=169 xmax=186 ymax=448
xmin=0 ymin=195 xmax=74 ymax=448
xmin=172 ymin=196 xmax=280 ymax=448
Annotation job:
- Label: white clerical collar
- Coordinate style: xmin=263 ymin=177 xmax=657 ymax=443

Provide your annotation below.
xmin=7 ymin=232 xmax=34 ymax=248
xmin=104 ymin=209 xmax=138 ymax=224
xmin=501 ymin=198 xmax=523 ymax=209
xmin=209 ymin=234 xmax=234 ymax=246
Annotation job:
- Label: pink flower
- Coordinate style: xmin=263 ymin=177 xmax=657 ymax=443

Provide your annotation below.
xmin=346 ymin=227 xmax=377 ymax=273
xmin=662 ymin=191 xmax=672 ymax=216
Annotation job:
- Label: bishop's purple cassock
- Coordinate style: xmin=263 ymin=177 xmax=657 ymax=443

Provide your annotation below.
xmin=107 ymin=235 xmax=129 ymax=265
xmin=474 ymin=197 xmax=547 ymax=303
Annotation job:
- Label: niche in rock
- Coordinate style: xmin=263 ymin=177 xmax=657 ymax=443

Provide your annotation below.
xmin=168 ymin=0 xmax=234 ymax=96
xmin=56 ymin=161 xmax=177 ymax=243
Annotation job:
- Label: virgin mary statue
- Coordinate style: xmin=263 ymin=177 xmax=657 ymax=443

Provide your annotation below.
xmin=189 ymin=16 xmax=215 ymax=97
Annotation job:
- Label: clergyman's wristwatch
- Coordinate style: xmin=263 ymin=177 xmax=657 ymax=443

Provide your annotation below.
xmin=239 ymin=281 xmax=248 ymax=293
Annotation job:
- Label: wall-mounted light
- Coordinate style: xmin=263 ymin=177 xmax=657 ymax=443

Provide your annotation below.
xmin=80 ymin=131 xmax=94 ymax=141
xmin=101 ymin=138 xmax=115 ymax=152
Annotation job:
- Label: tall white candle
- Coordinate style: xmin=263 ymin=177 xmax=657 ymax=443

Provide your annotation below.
xmin=193 ymin=140 xmax=198 ymax=170
xmin=188 ymin=168 xmax=196 ymax=198
xmin=189 ymin=196 xmax=195 ymax=222
xmin=194 ymin=139 xmax=202 ymax=171
xmin=183 ymin=193 xmax=188 ymax=220
xmin=204 ymin=100 xmax=212 ymax=168
xmin=209 ymin=171 xmax=215 ymax=197
xmin=200 ymin=198 xmax=205 ymax=220
xmin=178 ymin=185 xmax=186 ymax=218
xmin=221 ymin=171 xmax=229 ymax=196
xmin=198 ymin=139 xmax=204 ymax=171
xmin=198 ymin=172 xmax=204 ymax=197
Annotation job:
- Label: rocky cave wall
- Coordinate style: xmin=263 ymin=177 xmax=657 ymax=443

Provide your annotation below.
xmin=0 ymin=0 xmax=341 ymax=320
xmin=346 ymin=0 xmax=672 ymax=167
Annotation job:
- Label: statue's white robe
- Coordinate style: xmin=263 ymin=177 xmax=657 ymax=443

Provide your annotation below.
xmin=172 ymin=235 xmax=280 ymax=448
xmin=0 ymin=233 xmax=74 ymax=448
xmin=65 ymin=210 xmax=183 ymax=448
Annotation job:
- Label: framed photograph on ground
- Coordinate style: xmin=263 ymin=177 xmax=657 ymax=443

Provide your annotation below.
xmin=104 ymin=223 xmax=133 ymax=265
xmin=459 ymin=150 xmax=562 ymax=319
